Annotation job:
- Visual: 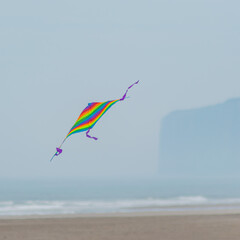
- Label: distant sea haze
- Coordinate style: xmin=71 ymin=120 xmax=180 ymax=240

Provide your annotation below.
xmin=1 ymin=177 xmax=240 ymax=216
xmin=159 ymin=98 xmax=240 ymax=177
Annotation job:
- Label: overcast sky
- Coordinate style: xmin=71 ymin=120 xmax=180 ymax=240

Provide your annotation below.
xmin=1 ymin=0 xmax=240 ymax=178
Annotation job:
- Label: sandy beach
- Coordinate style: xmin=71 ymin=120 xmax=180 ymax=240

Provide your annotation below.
xmin=1 ymin=210 xmax=240 ymax=240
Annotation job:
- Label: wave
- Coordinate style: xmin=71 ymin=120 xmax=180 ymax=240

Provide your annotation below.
xmin=1 ymin=196 xmax=240 ymax=216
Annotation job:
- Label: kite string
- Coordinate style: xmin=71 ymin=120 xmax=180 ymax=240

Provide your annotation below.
xmin=120 ymin=80 xmax=139 ymax=101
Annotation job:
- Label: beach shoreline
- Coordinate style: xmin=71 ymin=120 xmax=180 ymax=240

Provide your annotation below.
xmin=1 ymin=205 xmax=240 ymax=219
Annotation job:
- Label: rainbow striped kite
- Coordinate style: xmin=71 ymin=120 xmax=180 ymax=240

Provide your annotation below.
xmin=51 ymin=81 xmax=139 ymax=161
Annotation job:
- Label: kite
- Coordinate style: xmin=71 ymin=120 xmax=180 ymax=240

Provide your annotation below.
xmin=50 ymin=80 xmax=139 ymax=161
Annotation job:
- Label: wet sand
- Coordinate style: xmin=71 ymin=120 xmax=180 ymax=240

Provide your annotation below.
xmin=1 ymin=211 xmax=240 ymax=240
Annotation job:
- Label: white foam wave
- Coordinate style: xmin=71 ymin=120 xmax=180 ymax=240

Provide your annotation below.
xmin=1 ymin=196 xmax=240 ymax=216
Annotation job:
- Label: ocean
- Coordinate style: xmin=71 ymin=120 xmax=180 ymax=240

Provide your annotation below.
xmin=1 ymin=177 xmax=240 ymax=216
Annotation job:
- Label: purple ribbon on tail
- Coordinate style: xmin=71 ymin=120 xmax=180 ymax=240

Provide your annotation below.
xmin=50 ymin=147 xmax=63 ymax=162
xmin=120 ymin=80 xmax=139 ymax=101
xmin=56 ymin=148 xmax=63 ymax=155
xmin=86 ymin=128 xmax=98 ymax=140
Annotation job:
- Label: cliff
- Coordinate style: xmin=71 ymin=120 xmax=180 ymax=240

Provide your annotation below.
xmin=159 ymin=98 xmax=240 ymax=177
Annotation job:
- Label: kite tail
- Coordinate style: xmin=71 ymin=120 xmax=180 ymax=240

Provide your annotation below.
xmin=50 ymin=147 xmax=63 ymax=162
xmin=120 ymin=80 xmax=139 ymax=101
xmin=86 ymin=128 xmax=98 ymax=140
xmin=50 ymin=152 xmax=57 ymax=162
xmin=59 ymin=137 xmax=67 ymax=149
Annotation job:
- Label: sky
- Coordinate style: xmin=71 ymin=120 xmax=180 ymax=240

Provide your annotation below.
xmin=0 ymin=0 xmax=240 ymax=178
